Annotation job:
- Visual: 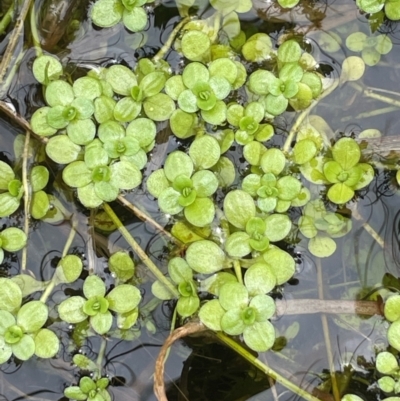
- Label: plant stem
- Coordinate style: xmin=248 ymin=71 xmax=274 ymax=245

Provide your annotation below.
xmin=40 ymin=218 xmax=77 ymax=303
xmin=215 ymin=332 xmax=322 ymax=401
xmin=21 ymin=130 xmax=31 ymax=272
xmin=117 ymin=195 xmax=183 ymax=247
xmin=0 ymin=100 xmax=48 ymax=144
xmin=283 ymin=80 xmax=339 ymax=154
xmin=29 ymin=2 xmax=43 ymax=57
xmin=317 ymin=258 xmax=340 ymax=401
xmin=94 ymin=338 xmax=107 ymax=380
xmin=103 ymin=203 xmax=179 ymax=298
xmin=0 ymin=0 xmax=35 ymax=84
xmin=340 ymin=106 xmax=397 ymax=123
xmin=233 ymin=260 xmax=243 ymax=284
xmin=152 ymin=16 xmax=192 ymax=63
xmin=0 ymin=2 xmax=14 ymax=35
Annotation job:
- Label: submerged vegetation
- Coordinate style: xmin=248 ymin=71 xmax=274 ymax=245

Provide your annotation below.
xmin=1 ymin=0 xmax=400 ymax=400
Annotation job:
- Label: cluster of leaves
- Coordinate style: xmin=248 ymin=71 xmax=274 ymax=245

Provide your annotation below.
xmin=146 ymin=134 xmax=233 ymax=227
xmin=356 ymin=0 xmax=400 ymax=21
xmin=298 ymin=200 xmax=352 ymax=258
xmin=0 ymin=278 xmax=59 ymax=362
xmin=30 ymin=56 xmax=174 ymax=208
xmin=384 ymin=295 xmax=400 ymax=353
xmin=346 ymin=32 xmax=392 ymax=66
xmin=297 ymin=136 xmax=374 ymax=205
xmin=58 ymin=253 xmax=140 ymax=334
xmin=376 ymin=351 xmax=400 ymax=394
xmin=0 ymin=161 xmax=51 ymax=219
xmin=90 ymin=0 xmax=151 ymax=32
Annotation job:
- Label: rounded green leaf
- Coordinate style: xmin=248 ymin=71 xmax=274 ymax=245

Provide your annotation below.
xmin=126 ymin=118 xmax=156 ymax=147
xmin=0 ymin=338 xmax=12 ymax=364
xmin=31 ymin=107 xmax=58 ymax=137
xmin=177 ymin=295 xmax=200 ymax=317
xmin=11 ymin=334 xmax=35 ymax=360
xmin=168 ymin=257 xmax=192 ymax=284
xmin=242 ymin=33 xmax=272 ymax=62
xmin=225 ymin=232 xmax=251 ymax=258
xmin=308 ymin=235 xmax=337 ymax=258
xmin=0 ymin=161 xmax=14 ymax=190
xmin=106 ymin=284 xmax=141 ymax=313
xmin=58 ymin=296 xmax=87 ymax=323
xmin=90 ymin=0 xmax=124 ymax=27
xmin=143 ymin=93 xmax=175 ymax=121
xmin=94 ymin=96 xmax=116 ymax=124
xmin=170 ymin=109 xmax=198 ymax=139
xmin=83 ymin=275 xmax=106 ymax=299
xmin=186 ymin=240 xmax=225 ymax=274
xmin=151 ymin=279 xmax=175 ymax=300
xmin=56 ymin=254 xmax=83 ymax=284
xmin=264 ymin=214 xmax=291 ymax=242
xmin=165 ymin=75 xmax=186 ymax=100
xmin=45 ymin=80 xmax=74 ymax=107
xmin=278 ymin=40 xmax=302 ymax=63
xmin=384 ymin=295 xmax=400 ymax=322
xmin=31 ymin=191 xmax=50 ymax=219
xmin=67 ymin=119 xmax=96 ymax=145
xmin=158 ymin=187 xmax=183 ymax=214
xmin=243 ymin=320 xmax=275 ymax=352
xmin=221 ymin=308 xmax=245 ymax=335
xmin=17 ymin=301 xmax=48 ymax=333
xmin=32 ymin=55 xmax=63 ymax=84
xmin=201 ymin=100 xmax=227 ymax=125
xmin=386 ymin=2 xmax=400 ymax=20
xmin=109 ymin=252 xmax=135 ymax=282
xmin=62 ymin=161 xmax=92 ymax=188
xmin=0 ymin=310 xmax=15 ymax=335
xmin=110 ymin=161 xmax=142 ymax=190
xmin=327 ymin=183 xmax=354 ymax=204
xmin=164 ymin=151 xmax=193 ymax=182
xmin=34 ymin=328 xmax=59 ymax=358
xmin=146 ymin=169 xmax=170 ymax=198
xmin=73 ymin=77 xmax=102 ymax=100
xmin=77 ymin=184 xmax=103 ymax=208
xmin=250 ymin=294 xmax=276 ymax=321
xmin=106 ymin=65 xmax=137 ymax=96
xmin=181 ymin=30 xmax=210 ymax=62
xmin=378 ymin=376 xmax=395 ymax=393
xmin=277 ymin=176 xmax=302 ymax=200
xmin=30 ymin=166 xmax=49 ymax=193
xmin=223 ymin=190 xmax=255 ymax=229
xmin=114 ymin=97 xmax=141 ymax=122
xmin=260 ymin=148 xmax=286 ymax=175
xmin=46 ymin=135 xmax=81 ymax=164
xmin=0 ymin=227 xmax=27 ymax=251
xmin=244 ymin=263 xmax=276 ymax=296
xmin=264 ymin=247 xmax=295 ymax=285
xmin=189 ymin=135 xmax=220 ymax=170
xmin=388 ymin=319 xmax=400 ymax=352
xmin=90 ymin=311 xmax=113 ymax=335
xmin=184 ymin=197 xmax=215 ymax=227
xmin=199 ymin=299 xmax=224 ymax=331
xmin=376 ymin=351 xmax=398 ymax=374
xmin=123 ymin=7 xmax=148 ymax=32
xmin=219 ymin=282 xmax=248 ymax=310
xmin=0 ymin=278 xmax=22 ymax=312
xmin=264 ymin=94 xmax=288 ymax=116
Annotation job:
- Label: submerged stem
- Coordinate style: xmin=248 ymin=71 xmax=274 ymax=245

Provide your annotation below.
xmin=215 ymin=332 xmax=322 ymax=401
xmin=0 ymin=0 xmax=34 ymax=84
xmin=40 ymin=219 xmax=77 ymax=303
xmin=103 ymin=203 xmax=179 ymax=298
xmin=29 ymin=2 xmax=43 ymax=57
xmin=21 ymin=130 xmax=31 ymax=272
xmin=0 ymin=2 xmax=14 ymax=36
xmin=117 ymin=195 xmax=183 ymax=247
xmin=152 ymin=16 xmax=192 ymax=63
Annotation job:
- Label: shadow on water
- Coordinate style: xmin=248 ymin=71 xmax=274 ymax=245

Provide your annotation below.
xmin=1 ymin=0 xmax=400 ymax=400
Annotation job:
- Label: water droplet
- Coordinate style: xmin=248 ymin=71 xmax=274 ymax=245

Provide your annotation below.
xmin=68 ymin=325 xmax=74 ymax=329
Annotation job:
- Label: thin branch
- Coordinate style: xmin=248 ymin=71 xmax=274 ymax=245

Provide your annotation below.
xmin=0 ymin=0 xmax=34 ymax=84
xmin=21 ymin=129 xmax=31 ymax=271
xmin=0 ymin=101 xmax=48 ymax=144
xmin=117 ymin=195 xmax=183 ymax=247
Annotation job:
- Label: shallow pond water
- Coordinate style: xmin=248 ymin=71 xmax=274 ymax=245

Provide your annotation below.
xmin=1 ymin=1 xmax=400 ymax=400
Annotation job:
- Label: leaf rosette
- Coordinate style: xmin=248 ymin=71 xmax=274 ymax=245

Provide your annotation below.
xmin=199 ymin=282 xmax=276 ymax=352
xmin=64 ymin=376 xmax=111 ymax=401
xmin=57 ymin=275 xmax=141 ymax=334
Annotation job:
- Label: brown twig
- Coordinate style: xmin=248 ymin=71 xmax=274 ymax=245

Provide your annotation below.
xmin=274 ymin=299 xmax=382 ymax=317
xmin=0 ymin=0 xmax=34 ymax=84
xmin=0 ymin=101 xmax=48 ymax=143
xmin=154 ymin=321 xmax=207 ymax=401
xmin=117 ymin=195 xmax=183 ymax=248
